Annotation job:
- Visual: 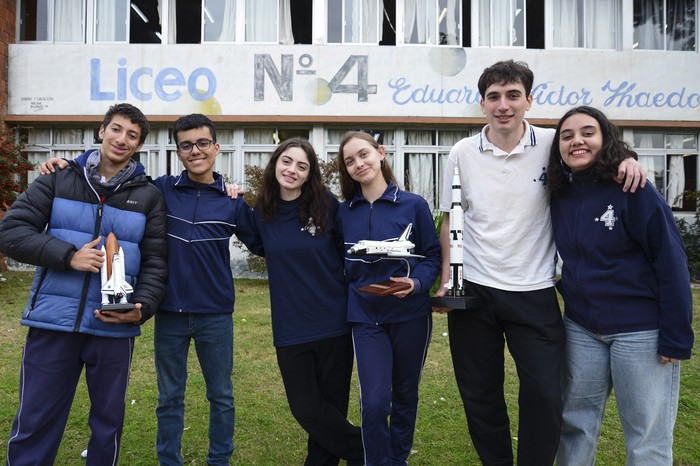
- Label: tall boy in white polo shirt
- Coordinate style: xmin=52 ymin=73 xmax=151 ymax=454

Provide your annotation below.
xmin=436 ymin=59 xmax=645 ymax=466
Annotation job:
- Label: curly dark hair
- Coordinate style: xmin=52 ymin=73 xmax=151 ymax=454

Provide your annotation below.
xmin=102 ymin=103 xmax=150 ymax=144
xmin=336 ymin=131 xmax=398 ymax=201
xmin=547 ymin=106 xmax=638 ymax=196
xmin=256 ymin=137 xmax=330 ymax=234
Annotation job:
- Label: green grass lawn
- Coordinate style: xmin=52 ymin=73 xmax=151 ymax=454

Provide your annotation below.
xmin=1 ymin=271 xmax=699 ymax=465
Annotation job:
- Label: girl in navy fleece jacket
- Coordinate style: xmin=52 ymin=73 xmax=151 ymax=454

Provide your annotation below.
xmin=336 ymin=131 xmax=441 ymax=466
xmin=547 ymin=106 xmax=694 ymax=466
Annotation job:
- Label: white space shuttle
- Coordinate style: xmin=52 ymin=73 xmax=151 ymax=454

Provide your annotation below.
xmin=446 ymin=166 xmax=465 ymax=297
xmin=100 ymin=232 xmax=133 ymax=307
xmin=347 ymin=223 xmax=424 ymax=258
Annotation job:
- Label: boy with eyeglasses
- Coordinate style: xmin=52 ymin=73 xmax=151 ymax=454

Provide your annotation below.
xmin=150 ymin=113 xmax=261 ymax=465
xmin=40 ymin=113 xmax=261 ymax=465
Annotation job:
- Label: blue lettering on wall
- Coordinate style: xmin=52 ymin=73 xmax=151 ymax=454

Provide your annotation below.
xmin=602 ymin=80 xmax=700 ymax=109
xmin=532 ymin=82 xmax=593 ymax=106
xmin=388 ymin=78 xmax=480 ymax=105
xmin=90 ymin=58 xmax=217 ymax=102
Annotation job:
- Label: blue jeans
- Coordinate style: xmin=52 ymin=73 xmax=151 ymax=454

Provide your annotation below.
xmin=154 ymin=312 xmax=235 ymax=466
xmin=557 ymin=317 xmax=680 ymax=466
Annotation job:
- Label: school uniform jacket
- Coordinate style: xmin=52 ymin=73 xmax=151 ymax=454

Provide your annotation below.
xmin=153 ymin=170 xmax=262 ymax=314
xmin=551 ymin=169 xmax=694 ymax=359
xmin=337 ymin=183 xmax=442 ymax=325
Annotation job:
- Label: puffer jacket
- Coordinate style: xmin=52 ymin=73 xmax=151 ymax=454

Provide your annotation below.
xmin=0 ymin=150 xmax=168 ymax=337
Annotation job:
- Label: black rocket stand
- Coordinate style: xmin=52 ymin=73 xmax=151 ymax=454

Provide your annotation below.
xmin=431 ymin=290 xmax=483 ymax=311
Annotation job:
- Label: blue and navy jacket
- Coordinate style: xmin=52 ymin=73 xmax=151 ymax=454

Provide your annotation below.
xmin=153 ymin=171 xmax=262 ymax=314
xmin=337 ymin=183 xmax=441 ymax=325
xmin=551 ymin=169 xmax=694 ymax=360
xmin=0 ymin=150 xmax=168 ymax=337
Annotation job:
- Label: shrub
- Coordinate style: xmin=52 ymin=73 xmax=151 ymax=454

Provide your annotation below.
xmin=675 ymin=192 xmax=700 ymax=281
xmin=0 ymin=130 xmax=31 ymax=211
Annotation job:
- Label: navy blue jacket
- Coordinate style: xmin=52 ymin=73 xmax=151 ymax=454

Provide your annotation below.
xmin=253 ymin=191 xmax=350 ymax=347
xmin=551 ymin=170 xmax=694 ymax=359
xmin=0 ymin=150 xmax=168 ymax=337
xmin=153 ymin=171 xmax=262 ymax=314
xmin=337 ymin=183 xmax=441 ymax=325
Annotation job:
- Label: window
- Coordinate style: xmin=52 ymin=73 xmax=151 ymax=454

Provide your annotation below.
xmin=553 ymin=0 xmax=621 ymax=49
xmin=634 ymin=0 xmax=697 ymax=51
xmin=95 ymin=0 xmax=128 ymax=42
xmin=403 ymin=129 xmax=469 ymax=210
xmin=19 ymin=0 xmax=85 ymax=42
xmin=403 ymin=0 xmax=461 ymax=45
xmin=21 ymin=127 xmax=87 ymax=183
xmin=198 ymin=0 xmax=292 ymax=44
xmin=636 ymin=132 xmax=698 ymax=211
xmin=479 ymin=0 xmax=525 ymax=47
xmin=328 ymin=0 xmax=383 ymax=44
xmin=477 ymin=0 xmax=544 ymax=48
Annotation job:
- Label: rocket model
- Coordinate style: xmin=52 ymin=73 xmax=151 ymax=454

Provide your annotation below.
xmin=447 ymin=166 xmax=465 ymax=297
xmin=100 ymin=232 xmax=135 ymax=311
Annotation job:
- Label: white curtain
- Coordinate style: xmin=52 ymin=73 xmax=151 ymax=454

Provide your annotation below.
xmin=204 ymin=0 xmax=236 ymax=42
xmin=168 ymin=0 xmax=177 ymax=43
xmin=638 ymin=155 xmax=660 ymax=191
xmin=553 ymin=0 xmax=578 ymax=47
xmin=667 ymin=0 xmax=694 ymax=51
xmin=27 ymin=128 xmax=51 ymax=145
xmin=588 ymin=0 xmax=618 ymax=49
xmin=247 ymin=0 xmax=277 ymax=42
xmin=668 ymin=155 xmax=685 ymax=207
xmin=442 ymin=0 xmax=459 ymax=45
xmin=406 ymin=130 xmax=436 ymax=208
xmin=244 ymin=152 xmax=272 ymax=170
xmin=54 ymin=0 xmax=84 ymax=42
xmin=279 ymin=0 xmax=294 ymax=44
xmin=634 ymin=0 xmax=664 ymax=49
xmin=483 ymin=0 xmax=518 ymax=46
xmin=404 ymin=0 xmax=430 ymax=44
xmin=345 ymin=0 xmax=382 ymax=43
xmin=54 ymin=128 xmax=84 ymax=144
xmin=220 ymin=1 xmax=236 ymax=41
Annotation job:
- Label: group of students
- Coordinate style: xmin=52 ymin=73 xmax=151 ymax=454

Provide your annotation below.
xmin=0 ymin=58 xmax=693 ymax=466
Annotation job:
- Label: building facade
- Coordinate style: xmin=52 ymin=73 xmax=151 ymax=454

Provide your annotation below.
xmin=5 ymin=0 xmax=700 ymax=216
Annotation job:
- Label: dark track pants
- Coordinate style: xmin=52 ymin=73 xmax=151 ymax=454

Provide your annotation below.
xmin=6 ymin=328 xmax=134 ymax=466
xmin=276 ymin=333 xmax=364 ymax=466
xmin=352 ymin=314 xmax=432 ymax=466
xmin=448 ymin=282 xmax=565 ymax=466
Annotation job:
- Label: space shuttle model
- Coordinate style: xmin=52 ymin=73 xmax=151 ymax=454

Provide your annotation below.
xmin=347 ymin=223 xmax=424 ymax=258
xmin=100 ymin=232 xmax=135 ymax=311
xmin=446 ymin=166 xmax=465 ymax=297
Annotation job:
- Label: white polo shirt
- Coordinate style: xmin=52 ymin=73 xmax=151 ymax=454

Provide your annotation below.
xmin=439 ymin=121 xmax=557 ymax=292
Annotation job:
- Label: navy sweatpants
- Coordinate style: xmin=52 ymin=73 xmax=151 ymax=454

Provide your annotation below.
xmin=6 ymin=328 xmax=134 ymax=466
xmin=352 ymin=314 xmax=432 ymax=466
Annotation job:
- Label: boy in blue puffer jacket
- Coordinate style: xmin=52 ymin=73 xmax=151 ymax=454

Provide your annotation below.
xmin=0 ymin=103 xmax=167 ymax=466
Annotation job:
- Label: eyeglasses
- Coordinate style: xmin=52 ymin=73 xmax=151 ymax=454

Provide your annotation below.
xmin=177 ymin=139 xmax=214 ymax=153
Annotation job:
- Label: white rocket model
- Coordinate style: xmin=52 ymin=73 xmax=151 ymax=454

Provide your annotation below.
xmin=100 ymin=232 xmax=133 ymax=307
xmin=447 ymin=166 xmax=465 ymax=297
